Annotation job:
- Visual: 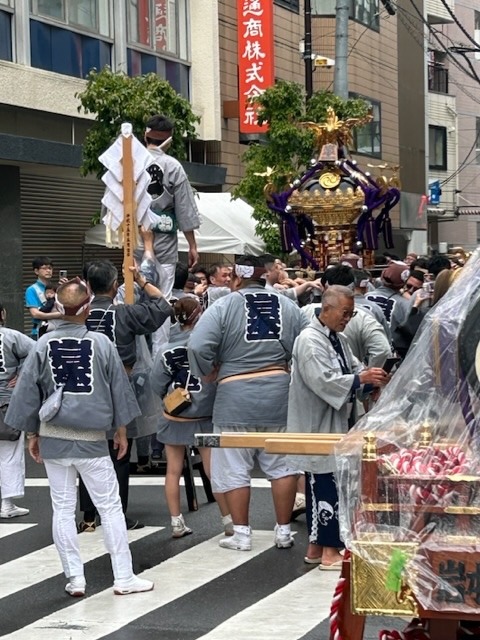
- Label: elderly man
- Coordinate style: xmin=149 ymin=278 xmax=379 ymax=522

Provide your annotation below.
xmin=303 ymin=265 xmax=391 ymax=368
xmin=189 ymin=255 xmax=308 ymax=551
xmin=287 ymin=285 xmax=388 ymax=568
xmin=5 ymin=279 xmax=153 ymax=598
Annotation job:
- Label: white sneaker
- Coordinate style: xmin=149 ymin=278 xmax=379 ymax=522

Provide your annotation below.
xmin=171 ymin=514 xmax=193 ymax=538
xmin=113 ymin=576 xmax=154 ymax=595
xmin=274 ymin=524 xmax=295 ymax=549
xmin=65 ymin=576 xmax=86 ymax=597
xmin=219 ymin=527 xmax=252 ymax=551
xmin=0 ymin=505 xmax=29 ymax=519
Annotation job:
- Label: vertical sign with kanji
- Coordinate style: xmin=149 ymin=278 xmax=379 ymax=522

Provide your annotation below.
xmin=238 ymin=0 xmax=274 ymax=135
xmin=155 ymin=0 xmax=168 ymax=51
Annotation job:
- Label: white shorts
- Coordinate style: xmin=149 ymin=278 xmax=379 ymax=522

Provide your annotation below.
xmin=210 ymin=425 xmax=297 ymax=493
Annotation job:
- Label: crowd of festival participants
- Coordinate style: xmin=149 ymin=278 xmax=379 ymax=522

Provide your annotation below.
xmin=0 ymin=114 xmax=469 ymax=599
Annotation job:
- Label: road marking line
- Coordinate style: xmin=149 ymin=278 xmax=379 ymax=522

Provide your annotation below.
xmin=0 ymin=522 xmax=37 ymax=539
xmin=25 ymin=477 xmax=272 ymax=488
xmin=7 ymin=531 xmax=276 ymax=639
xmin=197 ymin=567 xmax=339 ymax=639
xmin=0 ymin=526 xmax=161 ymax=599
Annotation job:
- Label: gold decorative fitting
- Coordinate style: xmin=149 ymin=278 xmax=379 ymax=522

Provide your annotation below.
xmin=444 ymin=506 xmax=480 ymax=514
xmin=299 ymin=106 xmax=373 ymax=152
xmin=362 ymin=432 xmax=377 ymax=460
xmin=288 ymin=186 xmax=365 ymax=226
xmin=318 ymin=171 xmax=341 ymax=189
xmin=362 ymin=503 xmax=394 ymax=512
xmin=418 ymin=422 xmax=432 ymax=448
xmin=351 ymin=541 xmax=418 ymax=616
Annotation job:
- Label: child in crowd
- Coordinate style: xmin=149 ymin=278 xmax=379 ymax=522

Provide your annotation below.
xmin=38 ymin=283 xmax=57 ymax=338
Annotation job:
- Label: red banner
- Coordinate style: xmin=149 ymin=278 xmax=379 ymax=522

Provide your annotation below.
xmin=237 ymin=0 xmax=274 ymax=134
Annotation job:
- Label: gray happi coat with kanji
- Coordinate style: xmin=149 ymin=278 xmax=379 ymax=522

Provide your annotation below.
xmin=5 ymin=321 xmax=140 ymax=434
xmin=188 ymin=285 xmax=308 ymax=429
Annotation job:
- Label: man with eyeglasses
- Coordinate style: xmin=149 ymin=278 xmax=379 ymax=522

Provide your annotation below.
xmin=287 ymin=285 xmax=389 ymax=569
xmin=25 ymin=257 xmax=62 ymax=340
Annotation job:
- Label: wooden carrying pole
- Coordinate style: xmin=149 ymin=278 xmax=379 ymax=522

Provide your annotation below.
xmin=195 ymin=432 xmax=344 ymax=452
xmin=121 ymin=123 xmax=136 ymax=304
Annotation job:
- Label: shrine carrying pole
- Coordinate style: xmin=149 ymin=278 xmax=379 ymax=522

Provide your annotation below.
xmin=121 ymin=123 xmax=136 ymax=304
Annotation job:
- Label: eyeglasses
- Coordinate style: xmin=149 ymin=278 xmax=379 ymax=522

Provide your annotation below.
xmin=330 ymin=306 xmax=357 ymax=319
xmin=39 ymin=266 xmax=53 ymax=271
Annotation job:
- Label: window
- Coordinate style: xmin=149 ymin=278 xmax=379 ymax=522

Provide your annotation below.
xmin=30 ymin=19 xmax=111 ymax=77
xmin=127 ymin=0 xmax=188 ymax=59
xmin=274 ymin=0 xmax=300 ymax=11
xmin=0 ymin=9 xmax=12 ymax=61
xmin=30 ymin=0 xmax=111 ymax=37
xmin=429 ymin=126 xmax=447 ymax=170
xmin=350 ymin=96 xmax=381 ymax=157
xmin=428 ymin=50 xmax=448 ymax=93
xmin=351 ymin=0 xmax=379 ymax=30
xmin=0 ymin=0 xmax=13 ymax=6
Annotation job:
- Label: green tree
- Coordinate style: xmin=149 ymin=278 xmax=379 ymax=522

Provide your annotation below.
xmin=234 ymin=81 xmax=370 ymax=254
xmin=76 ymin=67 xmax=200 ymax=178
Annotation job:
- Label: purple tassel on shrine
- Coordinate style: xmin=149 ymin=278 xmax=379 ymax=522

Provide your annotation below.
xmin=363 ymin=216 xmax=378 ymax=250
xmin=383 ymin=216 xmax=394 ymax=248
xmin=279 ymin=220 xmax=291 ymax=253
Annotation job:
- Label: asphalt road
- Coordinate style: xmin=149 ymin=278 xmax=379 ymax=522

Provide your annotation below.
xmin=0 ymin=453 xmax=405 ymax=640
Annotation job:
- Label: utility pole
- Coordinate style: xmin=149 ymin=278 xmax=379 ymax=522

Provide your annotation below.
xmin=304 ymin=0 xmax=313 ymax=101
xmin=333 ymin=0 xmax=349 ymax=98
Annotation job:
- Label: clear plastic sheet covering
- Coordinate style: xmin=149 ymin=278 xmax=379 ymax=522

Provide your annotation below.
xmin=336 ymin=250 xmax=480 ymax=615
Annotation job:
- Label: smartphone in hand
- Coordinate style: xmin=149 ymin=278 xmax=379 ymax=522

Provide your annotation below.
xmin=383 ymin=357 xmax=400 ymax=374
xmin=59 ymin=270 xmax=68 ymax=279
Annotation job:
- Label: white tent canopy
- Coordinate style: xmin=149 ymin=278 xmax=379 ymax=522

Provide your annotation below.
xmin=84 ymin=192 xmax=266 ymax=256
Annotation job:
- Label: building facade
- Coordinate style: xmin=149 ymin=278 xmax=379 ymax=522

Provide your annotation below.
xmin=0 ymin=0 xmax=305 ymax=332
xmin=2 ymin=0 xmax=473 ymax=332
xmin=438 ymin=1 xmax=480 ymax=252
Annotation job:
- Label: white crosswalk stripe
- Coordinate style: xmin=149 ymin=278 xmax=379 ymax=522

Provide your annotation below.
xmin=0 ymin=523 xmax=37 ymax=539
xmin=25 ymin=477 xmax=272 ymax=489
xmin=5 ymin=530 xmax=283 ymax=639
xmin=197 ymin=568 xmax=339 ymax=640
xmin=0 ymin=525 xmax=161 ymax=599
xmin=0 ymin=519 xmax=405 ymax=640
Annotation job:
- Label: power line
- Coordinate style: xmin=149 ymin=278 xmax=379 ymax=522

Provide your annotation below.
xmin=438 ymin=0 xmax=480 ymax=51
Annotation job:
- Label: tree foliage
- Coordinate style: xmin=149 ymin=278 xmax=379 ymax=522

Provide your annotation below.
xmin=234 ymin=81 xmax=371 ymax=254
xmin=76 ymin=67 xmax=200 ymax=178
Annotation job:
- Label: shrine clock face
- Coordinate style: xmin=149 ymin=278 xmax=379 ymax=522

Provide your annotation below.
xmin=458 ymin=296 xmax=480 ymax=396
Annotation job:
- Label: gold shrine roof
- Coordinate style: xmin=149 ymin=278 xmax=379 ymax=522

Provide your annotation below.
xmin=288 ymin=185 xmax=365 ymax=212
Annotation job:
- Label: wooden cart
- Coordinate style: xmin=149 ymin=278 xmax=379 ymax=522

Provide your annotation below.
xmin=196 ymin=431 xmax=480 ymax=640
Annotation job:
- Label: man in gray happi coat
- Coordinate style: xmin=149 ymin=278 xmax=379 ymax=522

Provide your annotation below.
xmin=189 ymin=255 xmax=308 ymax=551
xmin=287 ymin=285 xmax=388 ymax=568
xmin=137 ymin=114 xmax=201 ymax=355
xmin=5 ymin=280 xmax=154 ymax=598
